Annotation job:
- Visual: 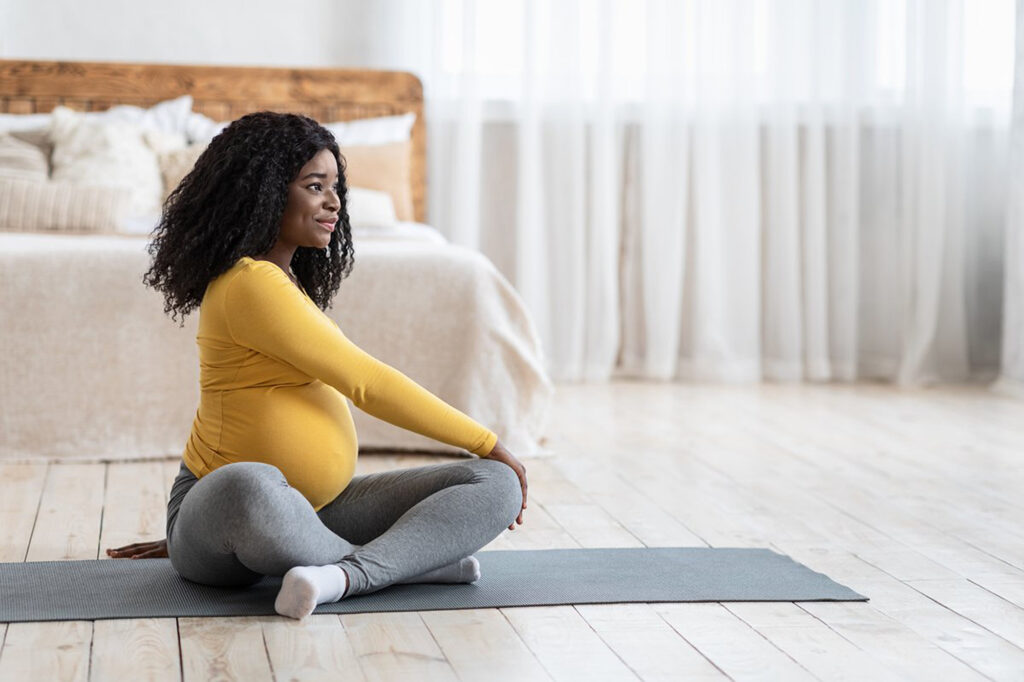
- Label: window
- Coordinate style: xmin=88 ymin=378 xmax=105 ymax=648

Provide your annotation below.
xmin=431 ymin=0 xmax=1014 ymax=113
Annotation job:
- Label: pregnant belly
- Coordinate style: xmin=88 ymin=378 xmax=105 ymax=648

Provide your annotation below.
xmin=220 ymin=382 xmax=359 ymax=509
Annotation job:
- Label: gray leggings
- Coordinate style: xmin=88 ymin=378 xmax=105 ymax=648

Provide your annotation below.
xmin=165 ymin=457 xmax=522 ymax=597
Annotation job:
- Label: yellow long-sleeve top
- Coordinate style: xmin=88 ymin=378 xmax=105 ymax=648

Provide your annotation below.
xmin=182 ymin=256 xmax=498 ymax=511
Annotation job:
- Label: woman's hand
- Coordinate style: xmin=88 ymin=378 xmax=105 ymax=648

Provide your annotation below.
xmin=484 ymin=440 xmax=527 ymax=530
xmin=106 ymin=539 xmax=168 ymax=559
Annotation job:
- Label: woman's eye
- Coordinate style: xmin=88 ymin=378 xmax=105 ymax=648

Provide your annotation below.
xmin=309 ymin=183 xmax=322 ymax=191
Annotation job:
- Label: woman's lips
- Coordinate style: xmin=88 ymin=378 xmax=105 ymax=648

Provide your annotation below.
xmin=317 ymin=220 xmax=336 ymax=232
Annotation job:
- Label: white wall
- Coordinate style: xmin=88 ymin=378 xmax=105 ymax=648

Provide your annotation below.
xmin=1 ymin=0 xmax=376 ymax=68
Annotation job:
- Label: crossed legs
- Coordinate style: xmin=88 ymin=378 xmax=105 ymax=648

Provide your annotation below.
xmin=167 ymin=457 xmax=522 ymax=616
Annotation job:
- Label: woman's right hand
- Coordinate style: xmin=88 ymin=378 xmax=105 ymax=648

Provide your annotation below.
xmin=106 ymin=539 xmax=168 ymax=559
xmin=484 ymin=440 xmax=528 ymax=530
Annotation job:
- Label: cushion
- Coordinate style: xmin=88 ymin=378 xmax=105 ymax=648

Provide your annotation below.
xmin=184 ymin=112 xmax=229 ymax=143
xmin=323 ymin=112 xmax=415 ymax=146
xmin=0 ymin=113 xmax=53 ymax=134
xmin=346 ymin=187 xmax=398 ymax=228
xmin=157 ymin=142 xmax=207 ymax=201
xmin=0 ymin=96 xmax=193 ymax=136
xmin=0 ymin=178 xmax=132 ymax=233
xmin=48 ymin=106 xmax=169 ymax=217
xmin=6 ymin=128 xmax=53 ymax=164
xmin=143 ymin=129 xmax=189 ymax=155
xmin=99 ymin=95 xmax=193 ymax=136
xmin=184 ymin=111 xmax=416 ymax=146
xmin=0 ymin=134 xmax=48 ymax=182
xmin=341 ymin=140 xmax=414 ymax=221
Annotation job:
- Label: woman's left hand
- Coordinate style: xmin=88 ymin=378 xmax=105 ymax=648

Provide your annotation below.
xmin=484 ymin=440 xmax=528 ymax=530
xmin=106 ymin=539 xmax=168 ymax=559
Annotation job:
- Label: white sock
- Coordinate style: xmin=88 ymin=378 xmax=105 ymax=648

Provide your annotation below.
xmin=399 ymin=556 xmax=481 ymax=585
xmin=274 ymin=564 xmax=349 ymax=620
xmin=273 ymin=556 xmax=480 ymax=620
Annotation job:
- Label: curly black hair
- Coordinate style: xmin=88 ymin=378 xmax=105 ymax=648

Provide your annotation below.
xmin=142 ymin=111 xmax=354 ymax=326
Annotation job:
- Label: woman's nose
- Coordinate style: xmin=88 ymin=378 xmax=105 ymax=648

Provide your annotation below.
xmin=325 ymin=189 xmax=340 ymax=211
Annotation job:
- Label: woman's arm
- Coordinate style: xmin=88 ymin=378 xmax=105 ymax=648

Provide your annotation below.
xmin=225 ymin=261 xmax=497 ymax=456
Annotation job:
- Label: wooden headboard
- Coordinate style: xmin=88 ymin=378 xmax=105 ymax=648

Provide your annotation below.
xmin=0 ymin=59 xmax=427 ymax=222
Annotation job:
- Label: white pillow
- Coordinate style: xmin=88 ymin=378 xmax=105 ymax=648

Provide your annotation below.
xmin=324 ymin=113 xmax=415 ymax=146
xmin=346 ymin=186 xmax=398 ymax=228
xmin=0 ymin=113 xmax=53 ymax=134
xmin=185 ymin=111 xmax=416 ymax=146
xmin=49 ymin=107 xmax=167 ymax=217
xmin=95 ymin=95 xmax=193 ymax=136
xmin=0 ymin=95 xmax=193 ymax=136
xmin=184 ymin=111 xmax=229 ymax=143
xmin=352 ymin=221 xmax=448 ymax=244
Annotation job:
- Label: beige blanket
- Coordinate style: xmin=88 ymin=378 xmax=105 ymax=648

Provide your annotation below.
xmin=0 ymin=231 xmax=553 ymax=462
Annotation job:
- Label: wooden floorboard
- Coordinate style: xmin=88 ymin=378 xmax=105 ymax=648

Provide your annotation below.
xmin=1 ymin=382 xmax=1022 ymax=681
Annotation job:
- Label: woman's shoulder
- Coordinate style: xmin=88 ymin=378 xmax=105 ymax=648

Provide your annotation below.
xmin=215 ymin=256 xmax=302 ymax=304
xmin=203 ymin=256 xmax=279 ymax=302
xmin=232 ymin=255 xmax=273 ymax=274
xmin=198 ymin=257 xmax=299 ymax=332
xmin=217 ymin=256 xmax=284 ymax=285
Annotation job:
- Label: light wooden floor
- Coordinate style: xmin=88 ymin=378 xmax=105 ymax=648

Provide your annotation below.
xmin=1 ymin=381 xmax=1023 ymax=681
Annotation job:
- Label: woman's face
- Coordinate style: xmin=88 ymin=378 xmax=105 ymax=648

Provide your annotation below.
xmin=278 ymin=148 xmax=341 ymax=250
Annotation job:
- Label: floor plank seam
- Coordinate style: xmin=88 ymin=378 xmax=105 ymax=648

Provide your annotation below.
xmin=654 ymin=608 xmax=734 ymax=681
xmin=23 ymin=463 xmax=51 ymax=563
xmin=851 ymin=553 xmax=1024 ymax=657
xmin=95 ymin=463 xmax=109 ymax=562
xmin=723 ymin=605 xmax=831 ymax=681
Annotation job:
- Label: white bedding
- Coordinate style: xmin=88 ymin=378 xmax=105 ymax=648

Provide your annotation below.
xmin=0 ymin=228 xmax=554 ymax=462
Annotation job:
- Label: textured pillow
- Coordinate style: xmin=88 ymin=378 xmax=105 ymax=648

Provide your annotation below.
xmin=143 ymin=128 xmax=188 ymax=155
xmin=341 ymin=140 xmax=414 ymax=221
xmin=157 ymin=142 xmax=207 ymax=200
xmin=184 ymin=111 xmax=229 ymax=143
xmin=7 ymin=127 xmax=52 ymax=164
xmin=0 ymin=178 xmax=132 ymax=233
xmin=48 ymin=106 xmax=166 ymax=217
xmin=0 ymin=134 xmax=48 ymax=182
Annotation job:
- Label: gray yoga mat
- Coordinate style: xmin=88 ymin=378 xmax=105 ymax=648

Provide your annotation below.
xmin=0 ymin=548 xmax=866 ymax=623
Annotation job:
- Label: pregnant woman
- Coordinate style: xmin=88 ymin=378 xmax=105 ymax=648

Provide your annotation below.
xmin=106 ymin=111 xmax=527 ymax=620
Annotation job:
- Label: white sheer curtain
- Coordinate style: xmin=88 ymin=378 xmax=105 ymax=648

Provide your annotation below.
xmin=1000 ymin=0 xmax=1024 ymax=394
xmin=361 ymin=0 xmax=1015 ymax=385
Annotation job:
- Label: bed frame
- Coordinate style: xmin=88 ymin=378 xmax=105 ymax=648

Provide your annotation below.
xmin=0 ymin=58 xmax=427 ymax=222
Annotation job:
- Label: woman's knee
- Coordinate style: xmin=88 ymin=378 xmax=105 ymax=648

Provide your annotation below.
xmin=475 ymin=458 xmax=524 ymax=525
xmin=205 ymin=461 xmax=287 ymax=503
xmin=195 ymin=461 xmax=296 ymax=535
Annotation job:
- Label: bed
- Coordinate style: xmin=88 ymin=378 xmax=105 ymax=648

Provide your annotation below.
xmin=0 ymin=59 xmax=554 ymax=462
